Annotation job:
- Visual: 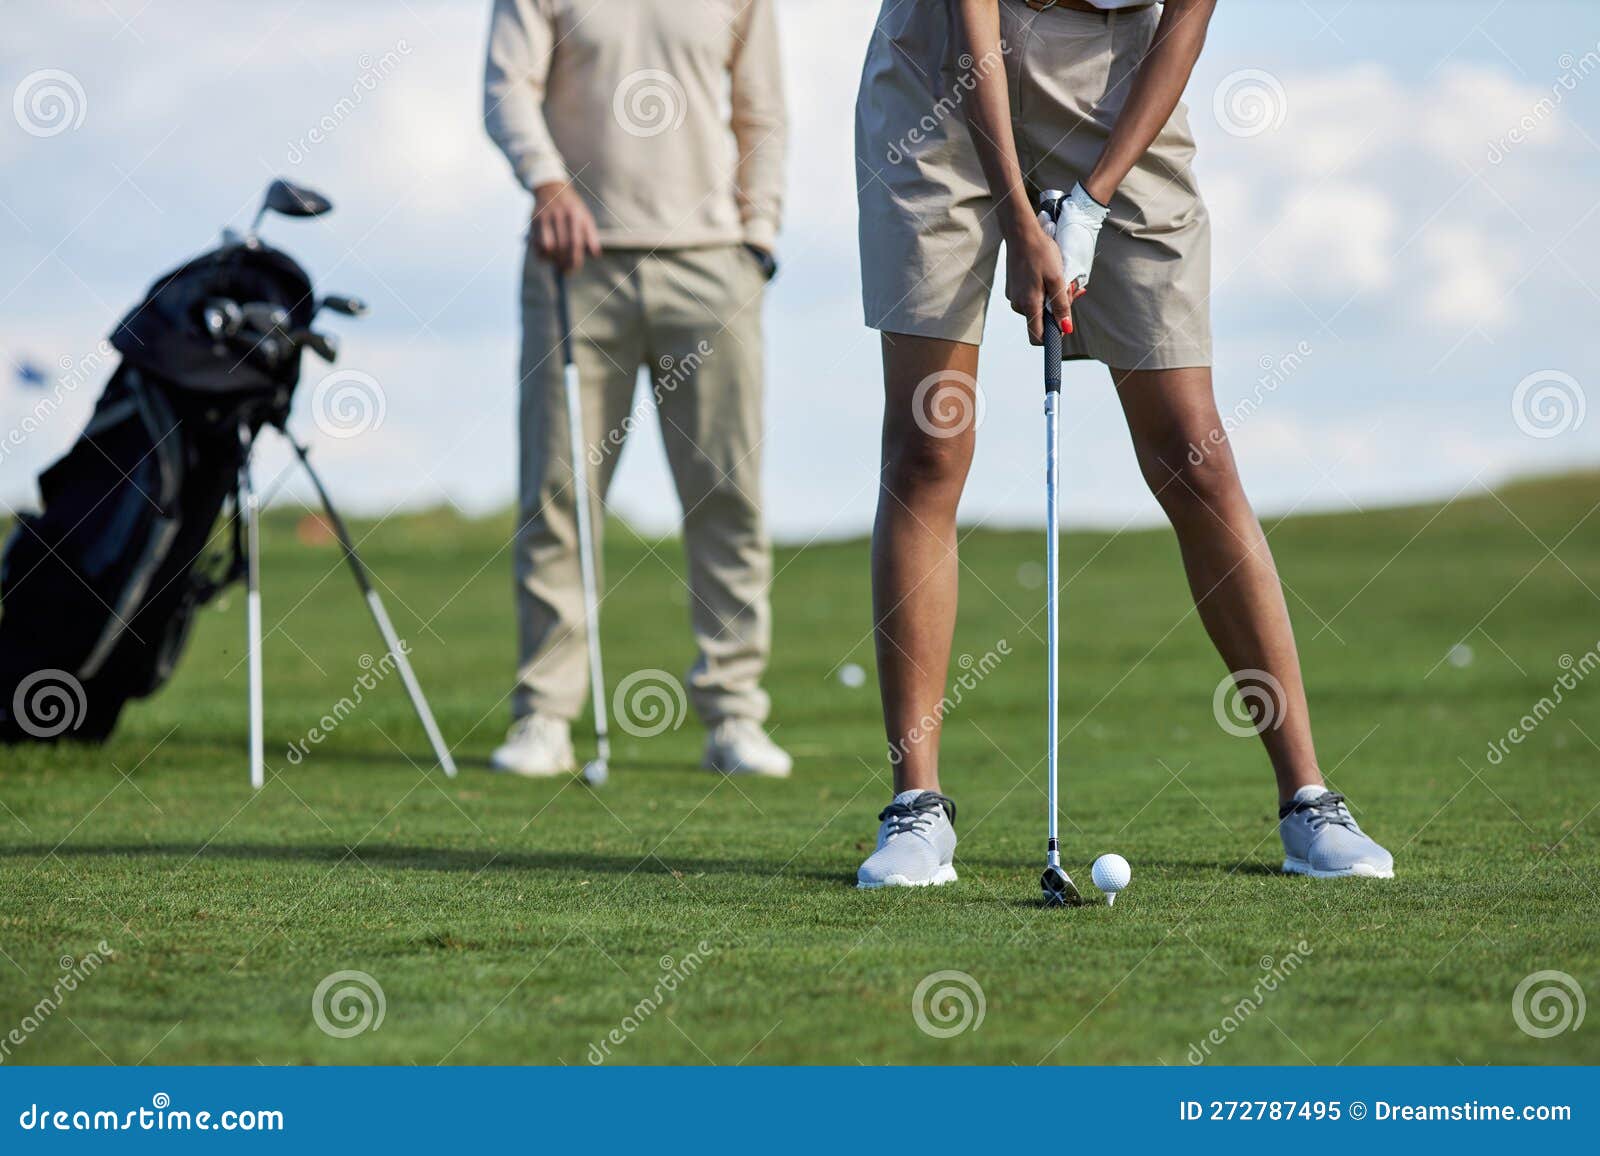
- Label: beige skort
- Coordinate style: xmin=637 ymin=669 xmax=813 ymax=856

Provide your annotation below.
xmin=855 ymin=0 xmax=1213 ymax=369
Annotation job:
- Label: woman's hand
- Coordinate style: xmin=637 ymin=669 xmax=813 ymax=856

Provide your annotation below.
xmin=956 ymin=0 xmax=1079 ymax=346
xmin=1051 ymin=182 xmax=1110 ymax=297
xmin=1003 ymin=206 xmax=1077 ymax=346
xmin=532 ymin=180 xmax=601 ymax=272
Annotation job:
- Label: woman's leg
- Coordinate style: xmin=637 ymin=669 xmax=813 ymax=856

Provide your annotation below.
xmin=872 ymin=332 xmax=981 ymax=793
xmin=1113 ymin=365 xmax=1323 ymax=803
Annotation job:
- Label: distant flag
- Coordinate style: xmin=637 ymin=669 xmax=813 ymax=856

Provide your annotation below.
xmin=15 ymin=358 xmax=49 ymax=389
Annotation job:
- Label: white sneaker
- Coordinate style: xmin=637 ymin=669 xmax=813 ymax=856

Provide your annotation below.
xmin=701 ymin=717 xmax=793 ymax=778
xmin=857 ymin=789 xmax=958 ymax=889
xmin=1279 ymin=784 xmax=1394 ymax=878
xmin=489 ymin=714 xmax=575 ymax=778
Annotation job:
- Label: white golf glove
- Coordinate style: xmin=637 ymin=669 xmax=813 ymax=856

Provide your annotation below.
xmin=1040 ymin=182 xmax=1110 ymax=294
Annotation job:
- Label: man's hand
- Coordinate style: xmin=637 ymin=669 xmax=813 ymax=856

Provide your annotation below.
xmin=1004 ymin=207 xmax=1075 ymax=347
xmin=743 ymin=243 xmax=778 ymax=281
xmin=533 ymin=180 xmax=601 ymax=272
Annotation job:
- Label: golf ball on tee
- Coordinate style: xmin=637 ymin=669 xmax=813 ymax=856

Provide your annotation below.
xmin=1092 ymin=853 xmax=1131 ymax=904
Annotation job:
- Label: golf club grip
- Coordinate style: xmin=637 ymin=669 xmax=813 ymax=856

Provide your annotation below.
xmin=1042 ymin=308 xmax=1062 ymax=393
xmin=553 ymin=268 xmax=575 ymax=366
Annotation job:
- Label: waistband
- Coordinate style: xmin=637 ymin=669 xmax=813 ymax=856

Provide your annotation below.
xmin=1019 ymin=0 xmax=1157 ymax=15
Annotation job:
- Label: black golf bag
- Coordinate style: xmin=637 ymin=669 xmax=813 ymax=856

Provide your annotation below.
xmin=0 ymin=241 xmax=311 ymax=742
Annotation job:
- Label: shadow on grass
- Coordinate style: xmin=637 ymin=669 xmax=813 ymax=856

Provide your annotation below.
xmin=1 ymin=741 xmax=711 ymax=778
xmin=0 ymin=841 xmax=844 ymax=882
xmin=958 ymin=855 xmax=1282 ymax=877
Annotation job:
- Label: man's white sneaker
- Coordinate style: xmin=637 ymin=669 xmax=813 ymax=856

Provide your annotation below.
xmin=1279 ymin=785 xmax=1394 ymax=878
xmin=488 ymin=714 xmax=575 ymax=778
xmin=702 ymin=717 xmax=793 ymax=778
xmin=857 ymin=790 xmax=958 ymax=889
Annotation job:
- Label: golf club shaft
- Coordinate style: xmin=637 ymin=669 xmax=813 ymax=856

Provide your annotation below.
xmin=286 ymin=436 xmax=459 ymax=778
xmin=1043 ymin=308 xmax=1063 ymax=868
xmin=555 ymin=271 xmax=611 ymax=763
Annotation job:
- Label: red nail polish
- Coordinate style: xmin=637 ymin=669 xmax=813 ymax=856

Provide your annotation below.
xmin=1062 ymin=318 xmax=1072 ymax=335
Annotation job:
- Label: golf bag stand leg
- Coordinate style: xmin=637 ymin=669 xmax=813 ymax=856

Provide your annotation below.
xmin=284 ymin=433 xmax=458 ymax=777
xmin=1039 ymin=304 xmax=1081 ymax=906
xmin=239 ymin=426 xmax=266 ymax=790
xmin=555 ymin=269 xmax=610 ymax=781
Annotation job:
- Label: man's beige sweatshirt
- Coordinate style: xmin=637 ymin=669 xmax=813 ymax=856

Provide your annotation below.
xmin=484 ymin=0 xmax=787 ymax=251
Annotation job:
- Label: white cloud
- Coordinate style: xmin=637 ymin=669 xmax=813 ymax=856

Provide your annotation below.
xmin=1274 ymin=63 xmax=1400 ymax=178
xmin=1253 ymin=180 xmax=1397 ymax=294
xmin=1425 ymin=62 xmax=1566 ymax=166
xmin=1202 ymin=60 xmax=1576 ymax=332
xmin=1414 ymin=222 xmax=1519 ymax=326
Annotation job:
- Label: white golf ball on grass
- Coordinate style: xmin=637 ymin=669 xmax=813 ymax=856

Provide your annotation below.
xmin=1091 ymin=853 xmax=1131 ymax=905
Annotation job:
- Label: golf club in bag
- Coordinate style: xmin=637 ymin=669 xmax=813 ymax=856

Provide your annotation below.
xmin=1037 ymin=188 xmax=1084 ymax=907
xmin=0 ymin=179 xmax=457 ymax=787
xmin=554 ymin=270 xmax=611 ymax=787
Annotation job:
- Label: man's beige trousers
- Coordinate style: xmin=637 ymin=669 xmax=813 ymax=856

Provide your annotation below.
xmin=514 ymin=244 xmax=774 ymax=726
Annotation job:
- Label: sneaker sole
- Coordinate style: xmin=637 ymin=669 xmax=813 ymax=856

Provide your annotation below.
xmin=1282 ymin=856 xmax=1394 ymax=879
xmin=700 ymin=756 xmax=792 ymax=779
xmin=856 ymin=865 xmax=958 ymax=890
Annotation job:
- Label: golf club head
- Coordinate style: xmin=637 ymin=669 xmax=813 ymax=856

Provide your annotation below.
xmin=256 ymin=333 xmax=292 ymax=367
xmin=318 ymin=294 xmax=369 ymax=318
xmin=262 ymin=178 xmax=333 ymax=220
xmin=580 ymin=759 xmax=609 ymax=788
xmin=1040 ymin=864 xmax=1083 ymax=907
xmin=240 ymin=302 xmax=289 ymax=334
xmin=201 ymin=297 xmax=242 ymax=339
xmin=292 ymin=329 xmax=339 ymax=362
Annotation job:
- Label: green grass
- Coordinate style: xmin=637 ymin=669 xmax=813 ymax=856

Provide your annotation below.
xmin=2 ymin=473 xmax=1598 ymax=1066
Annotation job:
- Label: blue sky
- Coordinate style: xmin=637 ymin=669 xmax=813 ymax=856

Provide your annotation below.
xmin=3 ymin=0 xmax=1598 ymax=539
